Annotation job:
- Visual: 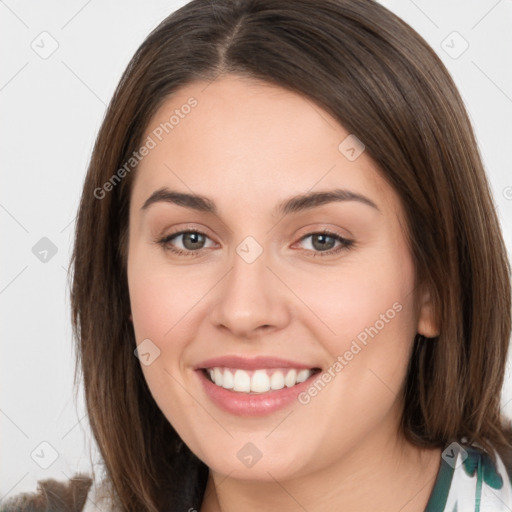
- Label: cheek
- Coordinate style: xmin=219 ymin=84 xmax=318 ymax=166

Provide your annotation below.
xmin=128 ymin=273 xmax=172 ymax=344
xmin=127 ymin=262 xmax=195 ymax=424
xmin=127 ymin=250 xmax=201 ymax=347
xmin=296 ymin=245 xmax=415 ymax=344
xmin=330 ymin=249 xmax=416 ymax=388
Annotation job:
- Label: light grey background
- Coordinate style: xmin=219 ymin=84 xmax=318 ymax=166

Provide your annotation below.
xmin=1 ymin=0 xmax=511 ymax=500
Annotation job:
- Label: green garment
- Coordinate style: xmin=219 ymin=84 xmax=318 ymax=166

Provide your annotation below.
xmin=425 ymin=441 xmax=512 ymax=511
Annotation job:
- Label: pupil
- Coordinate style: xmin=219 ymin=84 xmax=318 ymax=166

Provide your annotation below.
xmin=185 ymin=232 xmax=203 ymax=249
xmin=314 ymin=234 xmax=333 ymax=250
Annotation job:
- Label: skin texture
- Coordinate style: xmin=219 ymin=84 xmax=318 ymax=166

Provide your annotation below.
xmin=127 ymin=75 xmax=441 ymax=512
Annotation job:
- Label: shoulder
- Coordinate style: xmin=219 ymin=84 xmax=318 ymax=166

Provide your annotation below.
xmin=426 ymin=440 xmax=512 ymax=512
xmin=0 ymin=474 xmax=92 ymax=512
xmin=0 ymin=473 xmax=117 ymax=512
xmin=81 ymin=477 xmax=118 ymax=512
xmin=496 ymin=443 xmax=512 ymax=484
xmin=452 ymin=441 xmax=511 ymax=509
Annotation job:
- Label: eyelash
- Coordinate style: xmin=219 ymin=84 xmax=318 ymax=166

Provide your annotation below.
xmin=156 ymin=229 xmax=354 ymax=258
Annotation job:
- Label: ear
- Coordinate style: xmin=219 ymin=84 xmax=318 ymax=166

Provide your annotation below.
xmin=417 ymin=286 xmax=440 ymax=338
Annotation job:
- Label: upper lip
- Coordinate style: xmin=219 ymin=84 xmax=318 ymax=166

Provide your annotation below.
xmin=194 ymin=355 xmax=320 ymax=371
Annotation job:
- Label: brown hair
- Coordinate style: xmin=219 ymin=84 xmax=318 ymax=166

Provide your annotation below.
xmin=69 ymin=0 xmax=512 ymax=509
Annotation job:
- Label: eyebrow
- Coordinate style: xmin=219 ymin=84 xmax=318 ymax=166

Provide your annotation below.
xmin=140 ymin=187 xmax=380 ymax=216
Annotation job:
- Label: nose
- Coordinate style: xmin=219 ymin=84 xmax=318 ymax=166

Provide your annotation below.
xmin=208 ymin=247 xmax=291 ymax=339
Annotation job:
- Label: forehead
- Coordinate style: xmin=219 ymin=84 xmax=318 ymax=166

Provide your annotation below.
xmin=130 ymin=75 xmax=401 ymax=220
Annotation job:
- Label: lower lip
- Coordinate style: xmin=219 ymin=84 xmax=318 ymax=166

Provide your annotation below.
xmin=196 ymin=369 xmax=319 ymax=417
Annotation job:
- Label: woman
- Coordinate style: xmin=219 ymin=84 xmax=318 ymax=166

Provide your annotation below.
xmin=3 ymin=0 xmax=511 ymax=510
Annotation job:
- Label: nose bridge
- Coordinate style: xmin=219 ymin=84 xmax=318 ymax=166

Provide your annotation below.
xmin=209 ymin=234 xmax=289 ymax=336
xmin=230 ymin=236 xmax=269 ymax=295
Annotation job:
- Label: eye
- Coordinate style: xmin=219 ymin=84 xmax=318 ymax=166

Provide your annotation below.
xmin=294 ymin=230 xmax=354 ymax=258
xmin=157 ymin=229 xmax=215 ymax=258
xmin=157 ymin=228 xmax=353 ymax=258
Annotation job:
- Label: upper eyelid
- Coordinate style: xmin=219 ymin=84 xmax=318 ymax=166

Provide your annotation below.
xmin=162 ymin=228 xmax=216 ymax=244
xmin=161 ymin=221 xmax=352 ymax=239
xmin=162 ymin=228 xmax=351 ymax=247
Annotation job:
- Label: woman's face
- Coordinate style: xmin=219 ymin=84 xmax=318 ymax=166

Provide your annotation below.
xmin=127 ymin=75 xmax=437 ymax=481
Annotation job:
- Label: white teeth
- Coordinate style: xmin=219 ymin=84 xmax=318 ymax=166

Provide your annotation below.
xmin=285 ymin=369 xmax=297 ymax=387
xmin=213 ymin=367 xmax=223 ymax=386
xmin=251 ymin=370 xmax=270 ymax=392
xmin=222 ymin=369 xmax=234 ymax=389
xmin=270 ymin=371 xmax=285 ymax=390
xmin=233 ymin=369 xmax=251 ymax=392
xmin=206 ymin=367 xmax=316 ymax=393
xmin=296 ymin=369 xmax=310 ymax=383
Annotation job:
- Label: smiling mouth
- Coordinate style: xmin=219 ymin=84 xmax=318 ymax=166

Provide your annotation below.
xmin=202 ymin=367 xmax=322 ymax=394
